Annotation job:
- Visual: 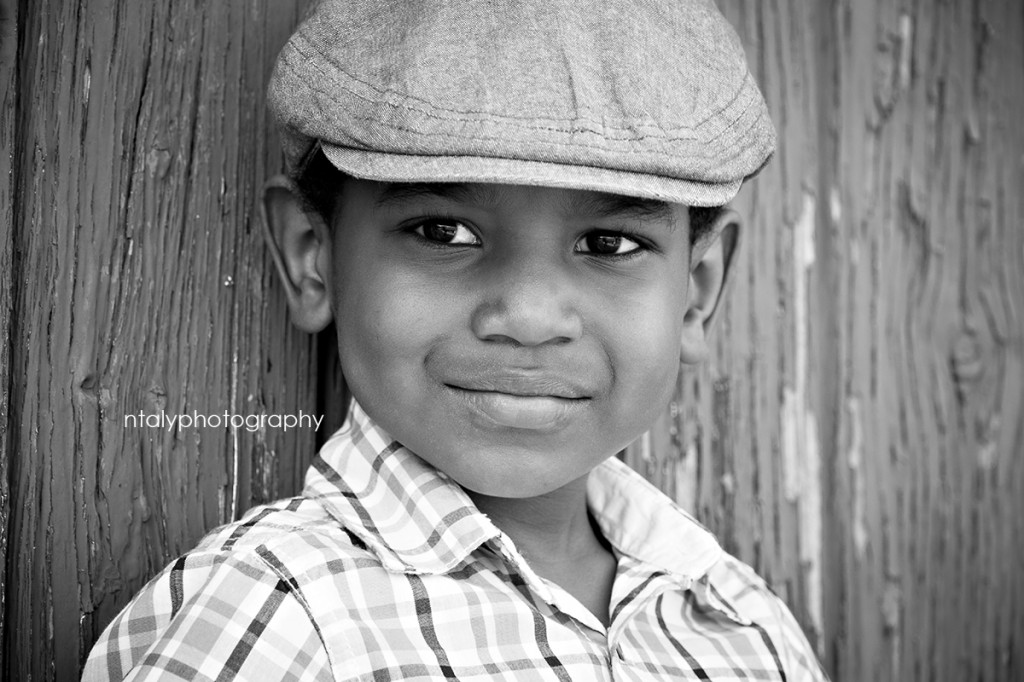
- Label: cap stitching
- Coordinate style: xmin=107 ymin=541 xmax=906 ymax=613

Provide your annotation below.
xmin=312 ymin=112 xmax=758 ymax=168
xmin=327 ymin=148 xmax=742 ymax=191
xmin=322 ymin=148 xmax=743 ymax=206
xmin=699 ymin=84 xmax=770 ymax=147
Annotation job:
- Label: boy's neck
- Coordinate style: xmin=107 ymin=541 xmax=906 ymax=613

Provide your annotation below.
xmin=466 ymin=473 xmax=617 ymax=626
xmin=467 ymin=474 xmax=596 ymax=559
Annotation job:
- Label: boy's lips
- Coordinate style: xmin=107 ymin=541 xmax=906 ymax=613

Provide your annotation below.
xmin=444 ymin=374 xmax=592 ymax=400
xmin=442 ymin=374 xmax=594 ymax=431
xmin=445 ymin=386 xmax=587 ymax=432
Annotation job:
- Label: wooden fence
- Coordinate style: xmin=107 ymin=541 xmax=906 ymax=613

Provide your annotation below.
xmin=1 ymin=0 xmax=1021 ymax=679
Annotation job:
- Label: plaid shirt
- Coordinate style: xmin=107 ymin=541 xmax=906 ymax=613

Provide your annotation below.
xmin=84 ymin=403 xmax=828 ymax=681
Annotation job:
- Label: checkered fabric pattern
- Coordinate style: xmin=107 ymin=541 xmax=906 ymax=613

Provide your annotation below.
xmin=84 ymin=403 xmax=828 ymax=681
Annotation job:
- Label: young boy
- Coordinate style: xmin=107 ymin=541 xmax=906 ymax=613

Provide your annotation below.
xmin=85 ymin=0 xmax=828 ymax=679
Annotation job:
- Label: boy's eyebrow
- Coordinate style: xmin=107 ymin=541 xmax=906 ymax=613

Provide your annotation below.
xmin=567 ymin=193 xmax=675 ymax=223
xmin=374 ymin=183 xmax=497 ymax=209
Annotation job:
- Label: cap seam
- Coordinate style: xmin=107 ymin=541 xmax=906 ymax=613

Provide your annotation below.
xmin=325 ymin=147 xmax=747 ymax=194
xmin=699 ymin=75 xmax=771 ymax=147
xmin=297 ymin=92 xmax=763 ymax=169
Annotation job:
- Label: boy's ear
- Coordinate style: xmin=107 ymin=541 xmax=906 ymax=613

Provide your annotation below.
xmin=679 ymin=208 xmax=742 ymax=364
xmin=260 ymin=175 xmax=334 ymax=333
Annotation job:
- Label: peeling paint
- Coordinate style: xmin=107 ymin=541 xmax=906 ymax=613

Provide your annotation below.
xmin=800 ymin=412 xmax=822 ymax=646
xmin=782 ymin=193 xmax=818 ymax=503
xmin=782 ymin=388 xmax=800 ymax=501
xmin=674 ymin=441 xmax=698 ymax=513
xmin=781 ymin=192 xmax=823 ymax=642
xmin=883 ymin=580 xmax=902 ymax=675
xmin=977 ymin=414 xmax=1000 ymax=470
xmin=797 ymin=193 xmax=817 ymax=269
xmin=847 ymin=397 xmax=868 ymax=557
xmin=638 ymin=429 xmax=653 ymax=462
xmin=829 ymin=186 xmax=843 ymax=224
xmin=898 ymin=13 xmax=913 ymax=92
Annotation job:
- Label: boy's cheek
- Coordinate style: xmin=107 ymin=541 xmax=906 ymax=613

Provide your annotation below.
xmin=616 ymin=343 xmax=682 ymax=424
xmin=607 ymin=290 xmax=687 ymax=364
xmin=612 ymin=306 xmax=687 ymax=407
xmin=334 ymin=280 xmax=451 ymax=396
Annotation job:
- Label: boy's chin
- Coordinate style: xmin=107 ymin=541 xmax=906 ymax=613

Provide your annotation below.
xmin=412 ymin=443 xmax=611 ymax=501
xmin=458 ymin=475 xmax=577 ymax=500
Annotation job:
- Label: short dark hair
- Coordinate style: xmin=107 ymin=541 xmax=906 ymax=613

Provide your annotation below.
xmin=296 ymin=148 xmax=720 ymax=245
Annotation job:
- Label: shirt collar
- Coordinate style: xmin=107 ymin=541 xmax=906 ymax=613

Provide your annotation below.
xmin=304 ymin=402 xmax=721 ymax=581
xmin=303 ymin=401 xmax=500 ymax=574
xmin=588 ymin=457 xmax=722 ymax=582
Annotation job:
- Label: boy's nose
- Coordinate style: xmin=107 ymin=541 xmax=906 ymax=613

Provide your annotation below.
xmin=470 ymin=264 xmax=583 ymax=347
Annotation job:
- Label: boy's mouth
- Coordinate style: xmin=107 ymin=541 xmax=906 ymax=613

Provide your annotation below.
xmin=444 ymin=374 xmax=591 ymax=400
xmin=442 ymin=375 xmax=592 ymax=431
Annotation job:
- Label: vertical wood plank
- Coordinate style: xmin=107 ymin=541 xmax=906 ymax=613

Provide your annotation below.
xmin=0 ymin=0 xmax=18 ymax=671
xmin=823 ymin=0 xmax=1024 ymax=680
xmin=5 ymin=1 xmax=315 ymax=678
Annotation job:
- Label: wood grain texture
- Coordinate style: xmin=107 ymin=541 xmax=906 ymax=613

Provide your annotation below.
xmin=4 ymin=1 xmax=314 ymax=678
xmin=822 ymin=0 xmax=1024 ymax=679
xmin=0 ymin=0 xmax=18 ymax=671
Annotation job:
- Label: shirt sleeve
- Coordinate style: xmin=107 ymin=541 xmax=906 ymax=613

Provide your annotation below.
xmin=82 ymin=551 xmax=334 ymax=682
xmin=767 ymin=590 xmax=831 ymax=682
xmin=709 ymin=553 xmax=831 ymax=682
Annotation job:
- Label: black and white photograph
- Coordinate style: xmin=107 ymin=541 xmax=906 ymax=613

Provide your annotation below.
xmin=0 ymin=0 xmax=1021 ymax=680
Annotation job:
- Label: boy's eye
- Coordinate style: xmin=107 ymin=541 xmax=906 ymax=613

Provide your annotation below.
xmin=574 ymin=231 xmax=642 ymax=256
xmin=412 ymin=219 xmax=480 ymax=246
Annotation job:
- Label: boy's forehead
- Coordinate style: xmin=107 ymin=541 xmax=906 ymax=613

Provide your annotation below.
xmin=369 ymin=181 xmax=677 ymax=222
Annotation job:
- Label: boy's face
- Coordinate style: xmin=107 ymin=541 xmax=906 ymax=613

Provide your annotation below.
xmin=326 ymin=179 xmax=695 ymax=498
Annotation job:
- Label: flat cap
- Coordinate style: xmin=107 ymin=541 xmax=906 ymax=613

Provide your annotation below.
xmin=269 ymin=0 xmax=775 ymax=206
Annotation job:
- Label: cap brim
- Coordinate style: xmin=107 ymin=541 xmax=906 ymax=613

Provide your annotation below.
xmin=321 ymin=145 xmax=742 ymax=207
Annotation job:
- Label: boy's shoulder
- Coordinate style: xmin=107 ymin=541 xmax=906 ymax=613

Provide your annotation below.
xmin=180 ymin=494 xmax=392 ymax=594
xmin=703 ymin=550 xmax=790 ymax=623
xmin=195 ymin=494 xmax=370 ymax=559
xmin=82 ymin=496 xmax=380 ymax=681
xmin=705 ymin=550 xmax=780 ymax=609
xmin=704 ymin=551 xmax=827 ymax=680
